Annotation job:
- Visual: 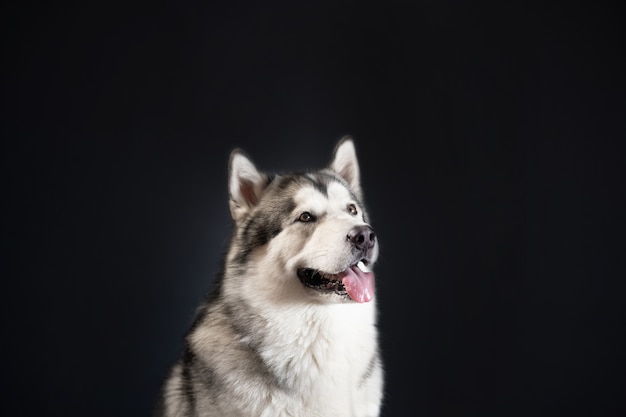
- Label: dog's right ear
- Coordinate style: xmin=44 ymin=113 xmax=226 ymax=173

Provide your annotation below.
xmin=228 ymin=149 xmax=268 ymax=222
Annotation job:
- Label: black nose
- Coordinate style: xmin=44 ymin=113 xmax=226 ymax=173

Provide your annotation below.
xmin=347 ymin=225 xmax=376 ymax=251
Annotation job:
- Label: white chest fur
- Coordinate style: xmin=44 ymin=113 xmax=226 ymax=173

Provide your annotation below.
xmin=254 ymin=302 xmax=381 ymax=417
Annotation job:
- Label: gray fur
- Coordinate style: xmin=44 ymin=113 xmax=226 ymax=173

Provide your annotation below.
xmin=156 ymin=136 xmax=383 ymax=417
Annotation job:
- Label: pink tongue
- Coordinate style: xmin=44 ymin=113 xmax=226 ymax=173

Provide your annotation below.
xmin=341 ymin=266 xmax=375 ymax=303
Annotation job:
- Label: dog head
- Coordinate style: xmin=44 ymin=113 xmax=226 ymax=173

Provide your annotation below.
xmin=226 ymin=136 xmax=378 ymax=304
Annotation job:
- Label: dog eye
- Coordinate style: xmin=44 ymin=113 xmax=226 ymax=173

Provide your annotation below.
xmin=348 ymin=204 xmax=358 ymax=215
xmin=298 ymin=212 xmax=315 ymax=222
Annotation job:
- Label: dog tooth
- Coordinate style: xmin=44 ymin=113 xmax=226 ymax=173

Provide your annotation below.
xmin=357 ymin=261 xmax=371 ymax=273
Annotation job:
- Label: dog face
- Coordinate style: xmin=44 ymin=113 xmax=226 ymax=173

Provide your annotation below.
xmin=226 ymin=137 xmax=378 ymax=304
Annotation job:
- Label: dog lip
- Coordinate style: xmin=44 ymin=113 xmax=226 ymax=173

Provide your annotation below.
xmin=297 ymin=258 xmax=370 ymax=281
xmin=296 ymin=267 xmax=348 ymax=296
xmin=296 ymin=257 xmax=372 ymax=297
xmin=296 ymin=267 xmax=342 ymax=282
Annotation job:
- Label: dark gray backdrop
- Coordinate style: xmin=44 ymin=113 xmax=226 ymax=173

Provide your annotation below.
xmin=2 ymin=2 xmax=625 ymax=416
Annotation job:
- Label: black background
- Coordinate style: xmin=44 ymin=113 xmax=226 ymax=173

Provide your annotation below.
xmin=2 ymin=1 xmax=625 ymax=416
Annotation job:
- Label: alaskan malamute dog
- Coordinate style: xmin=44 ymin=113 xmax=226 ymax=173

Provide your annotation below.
xmin=156 ymin=136 xmax=383 ymax=417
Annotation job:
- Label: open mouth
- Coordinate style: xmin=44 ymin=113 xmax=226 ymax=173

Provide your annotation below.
xmin=296 ymin=261 xmax=375 ymax=303
xmin=297 ymin=268 xmax=349 ymax=296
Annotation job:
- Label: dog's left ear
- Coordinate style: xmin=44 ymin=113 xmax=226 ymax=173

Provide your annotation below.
xmin=228 ymin=149 xmax=268 ymax=223
xmin=329 ymin=135 xmax=362 ymax=199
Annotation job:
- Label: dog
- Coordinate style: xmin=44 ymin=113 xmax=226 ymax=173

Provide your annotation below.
xmin=155 ymin=136 xmax=383 ymax=417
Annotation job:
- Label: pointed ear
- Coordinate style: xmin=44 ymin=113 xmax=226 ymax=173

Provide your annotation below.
xmin=329 ymin=135 xmax=362 ymax=198
xmin=228 ymin=149 xmax=268 ymax=222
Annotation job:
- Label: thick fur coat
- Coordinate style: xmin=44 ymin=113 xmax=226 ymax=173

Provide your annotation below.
xmin=156 ymin=137 xmax=383 ymax=417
